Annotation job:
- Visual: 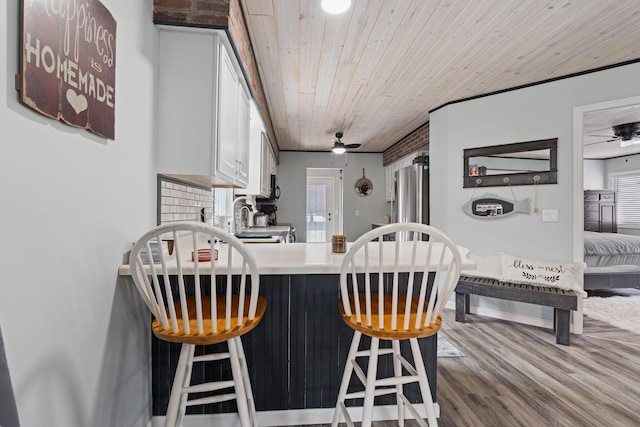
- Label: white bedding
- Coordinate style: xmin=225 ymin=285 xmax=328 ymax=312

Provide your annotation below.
xmin=584 ymin=264 xmax=640 ymax=274
xmin=583 ymin=231 xmax=640 ymax=267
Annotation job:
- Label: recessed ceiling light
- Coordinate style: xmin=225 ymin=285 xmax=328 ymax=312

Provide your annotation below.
xmin=322 ymin=0 xmax=351 ymax=14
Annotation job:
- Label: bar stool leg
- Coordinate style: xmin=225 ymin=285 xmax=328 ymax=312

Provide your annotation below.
xmin=177 ymin=344 xmax=196 ymax=427
xmin=165 ymin=343 xmax=193 ymax=427
xmin=362 ymin=337 xmax=380 ymax=427
xmin=332 ymin=331 xmax=362 ymax=427
xmin=228 ymin=337 xmax=251 ymax=427
xmin=409 ymin=338 xmax=438 ymax=427
xmin=236 ymin=337 xmax=258 ymax=426
xmin=392 ymin=340 xmax=405 ymax=427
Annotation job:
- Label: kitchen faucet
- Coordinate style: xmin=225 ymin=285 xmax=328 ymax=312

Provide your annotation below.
xmin=239 ymin=205 xmax=253 ymax=232
xmin=231 ymin=196 xmax=256 ymax=233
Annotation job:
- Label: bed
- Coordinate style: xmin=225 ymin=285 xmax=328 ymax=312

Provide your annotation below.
xmin=583 ymin=231 xmax=640 ymax=289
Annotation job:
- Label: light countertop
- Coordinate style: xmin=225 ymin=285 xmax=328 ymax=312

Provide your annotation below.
xmin=119 ymin=241 xmax=475 ymax=276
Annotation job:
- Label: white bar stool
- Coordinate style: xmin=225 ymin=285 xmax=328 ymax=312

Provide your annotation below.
xmin=331 ymin=223 xmax=462 ymax=427
xmin=129 ymin=222 xmax=265 ymax=427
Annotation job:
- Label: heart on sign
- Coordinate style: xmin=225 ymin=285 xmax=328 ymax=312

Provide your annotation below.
xmin=66 ymin=89 xmax=88 ymax=114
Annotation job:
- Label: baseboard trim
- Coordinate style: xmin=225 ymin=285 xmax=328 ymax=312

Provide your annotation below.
xmin=150 ymin=403 xmax=440 ymax=427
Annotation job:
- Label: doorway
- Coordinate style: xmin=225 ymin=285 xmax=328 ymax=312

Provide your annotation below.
xmin=573 ymin=95 xmax=640 ymax=334
xmin=306 ymin=168 xmax=343 ymax=242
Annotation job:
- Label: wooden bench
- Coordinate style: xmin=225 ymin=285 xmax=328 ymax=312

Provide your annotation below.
xmin=455 ymin=275 xmax=579 ymax=345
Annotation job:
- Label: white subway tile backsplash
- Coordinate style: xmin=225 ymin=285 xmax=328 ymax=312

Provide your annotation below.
xmin=158 ymin=176 xmax=214 ymax=225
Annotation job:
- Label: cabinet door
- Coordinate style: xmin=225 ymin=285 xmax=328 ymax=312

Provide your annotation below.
xmin=216 ymin=45 xmax=240 ymax=184
xmin=157 ymin=30 xmax=216 ymax=179
xmin=385 ymin=163 xmax=399 ymax=202
xmin=385 ymin=166 xmax=393 ymax=201
xmin=236 ymin=84 xmax=250 ymax=186
xmin=260 ymin=133 xmax=271 ymax=196
xmin=600 ymin=204 xmax=616 ymax=233
xmin=269 ymin=144 xmax=277 ymax=175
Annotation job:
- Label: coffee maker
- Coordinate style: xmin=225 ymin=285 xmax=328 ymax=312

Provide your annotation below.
xmin=259 ymin=203 xmax=278 ymax=225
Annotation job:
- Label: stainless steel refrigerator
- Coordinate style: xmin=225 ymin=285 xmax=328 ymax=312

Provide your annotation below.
xmin=394 ymin=160 xmax=429 ymax=240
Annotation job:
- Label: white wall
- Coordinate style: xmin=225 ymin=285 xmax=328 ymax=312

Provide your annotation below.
xmin=584 ymin=159 xmax=606 ymax=189
xmin=586 ymin=152 xmax=640 ymax=198
xmin=0 ymin=2 xmax=157 ymax=426
xmin=605 ymin=152 xmax=640 ymax=179
xmin=430 ymin=62 xmax=640 ymax=319
xmin=276 ymin=152 xmax=388 ymax=242
xmin=431 ymin=62 xmax=640 ymax=258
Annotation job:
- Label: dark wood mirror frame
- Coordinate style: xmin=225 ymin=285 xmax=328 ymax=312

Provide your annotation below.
xmin=463 ymin=138 xmax=558 ymax=188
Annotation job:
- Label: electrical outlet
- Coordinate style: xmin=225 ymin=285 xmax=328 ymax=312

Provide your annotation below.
xmin=355 ymin=210 xmax=360 ymax=217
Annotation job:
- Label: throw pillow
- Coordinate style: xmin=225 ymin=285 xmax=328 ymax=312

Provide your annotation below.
xmin=499 ymin=253 xmax=586 ymax=296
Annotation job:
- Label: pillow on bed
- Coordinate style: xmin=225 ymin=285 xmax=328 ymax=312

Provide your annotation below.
xmin=499 ymin=253 xmax=586 ymax=296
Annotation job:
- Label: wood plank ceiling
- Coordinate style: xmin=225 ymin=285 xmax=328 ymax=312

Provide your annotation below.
xmin=240 ymin=0 xmax=640 ymax=154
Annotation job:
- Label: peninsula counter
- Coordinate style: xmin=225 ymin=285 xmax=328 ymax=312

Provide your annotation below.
xmin=118 ymin=241 xmax=474 ymax=424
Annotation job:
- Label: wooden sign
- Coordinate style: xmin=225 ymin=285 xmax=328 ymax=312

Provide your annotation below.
xmin=19 ymin=0 xmax=117 ymax=139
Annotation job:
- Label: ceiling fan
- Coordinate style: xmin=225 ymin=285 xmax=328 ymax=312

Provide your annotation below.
xmin=331 ymin=132 xmax=361 ymax=154
xmin=590 ymin=122 xmax=640 ymax=147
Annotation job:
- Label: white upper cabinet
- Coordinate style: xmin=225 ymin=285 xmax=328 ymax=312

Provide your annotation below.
xmin=385 ymin=162 xmax=399 ymax=202
xmin=260 ymin=132 xmax=276 ymax=196
xmin=236 ymin=101 xmax=276 ymax=198
xmin=157 ymin=26 xmax=250 ymax=187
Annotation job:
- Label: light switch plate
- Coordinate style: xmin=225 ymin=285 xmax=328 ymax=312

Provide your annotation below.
xmin=542 ymin=209 xmax=558 ymax=222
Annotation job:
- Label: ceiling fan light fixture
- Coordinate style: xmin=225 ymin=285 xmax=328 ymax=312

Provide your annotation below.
xmin=620 ymin=139 xmax=640 ymax=148
xmin=321 ymin=0 xmax=351 ymax=14
xmin=332 ymin=142 xmax=346 ymax=154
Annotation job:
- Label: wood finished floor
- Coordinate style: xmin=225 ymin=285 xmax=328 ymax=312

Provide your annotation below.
xmin=311 ymin=304 xmax=640 ymax=427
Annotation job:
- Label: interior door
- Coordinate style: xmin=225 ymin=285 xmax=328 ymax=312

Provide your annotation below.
xmin=306 ymin=169 xmax=342 ymax=242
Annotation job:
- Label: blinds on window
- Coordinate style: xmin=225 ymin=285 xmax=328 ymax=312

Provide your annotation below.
xmin=610 ymin=173 xmax=640 ymax=225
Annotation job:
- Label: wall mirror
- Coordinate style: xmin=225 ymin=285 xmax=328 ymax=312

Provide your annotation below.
xmin=463 ymin=138 xmax=558 ymax=188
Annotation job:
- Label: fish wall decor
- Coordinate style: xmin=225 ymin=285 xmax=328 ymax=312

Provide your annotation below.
xmin=461 ymin=193 xmax=530 ymax=219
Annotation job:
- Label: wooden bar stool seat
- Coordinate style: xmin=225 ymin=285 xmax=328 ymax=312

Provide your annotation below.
xmin=340 ymin=293 xmax=441 ymax=340
xmin=152 ymin=294 xmax=266 ymax=345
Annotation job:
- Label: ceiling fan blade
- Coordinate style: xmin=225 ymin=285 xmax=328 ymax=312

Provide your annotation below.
xmin=345 ymin=143 xmax=361 ymax=149
xmin=584 ymin=139 xmax=618 ymax=146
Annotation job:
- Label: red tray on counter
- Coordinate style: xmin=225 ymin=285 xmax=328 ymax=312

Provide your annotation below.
xmin=191 ymin=248 xmax=218 ymax=262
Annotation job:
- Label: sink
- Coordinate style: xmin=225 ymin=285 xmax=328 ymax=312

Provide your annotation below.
xmin=231 ymin=228 xmax=290 ymax=243
xmin=234 ymin=232 xmax=273 ymax=239
xmin=234 ymin=230 xmax=286 ymax=243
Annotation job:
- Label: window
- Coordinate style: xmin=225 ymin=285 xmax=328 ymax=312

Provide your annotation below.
xmin=306 ymin=183 xmax=328 ymax=242
xmin=214 ymin=188 xmax=233 ymax=228
xmin=306 ymin=168 xmax=342 ymax=243
xmin=610 ymin=172 xmax=640 ymax=226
